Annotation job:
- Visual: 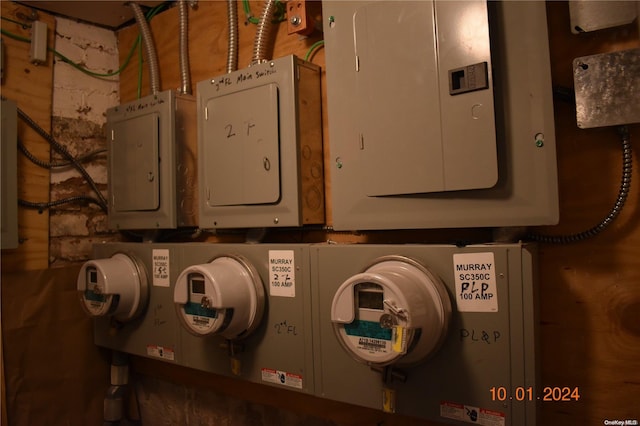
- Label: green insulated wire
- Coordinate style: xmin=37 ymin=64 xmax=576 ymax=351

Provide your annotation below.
xmin=2 ymin=2 xmax=167 ymax=80
xmin=243 ymin=0 xmax=286 ymax=24
xmin=0 ymin=21 xmax=138 ymax=79
xmin=243 ymin=0 xmax=260 ymax=24
xmin=304 ymin=40 xmax=324 ymax=62
xmin=0 ymin=15 xmax=31 ymax=28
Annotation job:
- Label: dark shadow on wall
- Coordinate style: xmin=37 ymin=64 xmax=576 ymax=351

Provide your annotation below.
xmin=1 ymin=265 xmax=110 ymax=426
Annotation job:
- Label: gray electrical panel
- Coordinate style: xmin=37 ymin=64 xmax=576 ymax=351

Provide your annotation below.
xmin=178 ymin=244 xmax=315 ymax=394
xmin=311 ymin=243 xmax=538 ymax=425
xmin=323 ymin=1 xmax=559 ymax=230
xmin=1 ymin=99 xmax=19 ymax=249
xmin=83 ymin=242 xmax=538 ymax=423
xmin=87 ymin=242 xmax=316 ymax=394
xmin=106 ymin=90 xmax=197 ymax=230
xmin=196 ymin=55 xmax=324 ymax=229
xmin=91 ymin=243 xmax=181 ymax=364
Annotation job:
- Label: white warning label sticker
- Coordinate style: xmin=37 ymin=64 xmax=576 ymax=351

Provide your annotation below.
xmin=146 ymin=344 xmax=175 ymax=361
xmin=269 ymin=250 xmax=295 ymax=298
xmin=440 ymin=401 xmax=505 ymax=426
xmin=152 ymin=249 xmax=170 ymax=287
xmin=261 ymin=368 xmax=303 ymax=389
xmin=453 ymin=252 xmax=498 ymax=312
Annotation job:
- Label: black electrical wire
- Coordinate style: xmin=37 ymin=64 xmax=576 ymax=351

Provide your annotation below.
xmin=19 ymin=196 xmax=105 ymax=213
xmin=528 ymin=126 xmax=632 ymax=244
xmin=13 ymin=104 xmax=109 ymax=213
xmin=18 ymin=138 xmax=106 ymax=169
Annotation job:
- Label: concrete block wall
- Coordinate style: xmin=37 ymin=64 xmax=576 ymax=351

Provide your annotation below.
xmin=49 ymin=17 xmax=121 ymax=267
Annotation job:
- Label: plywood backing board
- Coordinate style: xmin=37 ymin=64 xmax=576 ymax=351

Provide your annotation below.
xmin=1 ymin=1 xmax=54 ymax=271
xmin=115 ymin=2 xmax=640 ymax=425
xmin=538 ymin=3 xmax=640 ymax=424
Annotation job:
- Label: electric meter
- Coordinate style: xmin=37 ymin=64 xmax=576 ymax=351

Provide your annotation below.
xmin=173 ymin=255 xmax=265 ymax=340
xmin=77 ymin=253 xmax=149 ymax=322
xmin=331 ymin=256 xmax=451 ymax=367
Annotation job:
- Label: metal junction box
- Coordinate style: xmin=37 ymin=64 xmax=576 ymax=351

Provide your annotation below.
xmin=196 ymin=55 xmax=324 ymax=229
xmin=106 ymin=90 xmax=197 ymax=230
xmin=311 ymin=243 xmax=538 ymax=425
xmin=323 ymin=1 xmax=558 ymax=230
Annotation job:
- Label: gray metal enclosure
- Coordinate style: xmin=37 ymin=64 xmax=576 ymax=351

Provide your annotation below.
xmin=85 ymin=242 xmax=538 ymax=425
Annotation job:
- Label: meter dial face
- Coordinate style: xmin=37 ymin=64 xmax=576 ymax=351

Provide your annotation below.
xmin=77 ymin=253 xmax=148 ymax=322
xmin=81 ymin=266 xmax=117 ymax=316
xmin=174 ymin=255 xmax=265 ymax=340
xmin=179 ymin=273 xmax=229 ymax=335
xmin=331 ymin=256 xmax=451 ymax=367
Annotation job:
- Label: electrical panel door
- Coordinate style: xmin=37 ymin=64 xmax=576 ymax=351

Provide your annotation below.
xmin=353 ymin=1 xmax=497 ymax=197
xmin=111 ymin=113 xmax=160 ymax=212
xmin=197 ymin=55 xmax=324 ymax=229
xmin=312 ymin=243 xmax=538 ymax=425
xmin=203 ymin=83 xmax=280 ymax=206
xmin=106 ymin=90 xmax=197 ymax=230
xmin=324 ymin=1 xmax=559 ymax=230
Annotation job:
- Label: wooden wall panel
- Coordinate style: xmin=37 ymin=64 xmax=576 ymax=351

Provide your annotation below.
xmin=1 ymin=1 xmax=54 ymax=271
xmin=539 ymin=3 xmax=640 ymax=425
xmin=116 ymin=2 xmax=640 ymax=425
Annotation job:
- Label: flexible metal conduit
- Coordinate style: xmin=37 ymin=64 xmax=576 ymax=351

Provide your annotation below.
xmin=15 ymin=104 xmax=109 ymax=212
xmin=528 ymin=126 xmax=632 ymax=244
xmin=179 ymin=0 xmax=192 ymax=94
xmin=251 ymin=0 xmax=276 ymax=64
xmin=227 ymin=0 xmax=239 ymax=73
xmin=130 ymin=2 xmax=161 ymax=96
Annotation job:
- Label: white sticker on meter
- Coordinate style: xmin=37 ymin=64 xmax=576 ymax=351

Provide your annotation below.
xmin=453 ymin=252 xmax=498 ymax=312
xmin=152 ymin=249 xmax=170 ymax=287
xmin=269 ymin=250 xmax=295 ymax=297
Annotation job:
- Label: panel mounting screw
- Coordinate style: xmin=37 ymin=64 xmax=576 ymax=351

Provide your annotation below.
xmin=290 ymin=15 xmax=301 ymax=26
xmin=534 ymin=133 xmax=544 ymax=147
xmin=335 ymin=157 xmax=343 ymax=169
xmin=273 ymin=217 xmax=279 ymax=224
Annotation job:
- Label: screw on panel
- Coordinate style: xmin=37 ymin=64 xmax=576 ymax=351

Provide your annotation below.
xmin=290 ymin=16 xmax=301 ymax=26
xmin=535 ymin=133 xmax=545 ymax=147
xmin=335 ymin=157 xmax=343 ymax=169
xmin=274 ymin=217 xmax=279 ymax=224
